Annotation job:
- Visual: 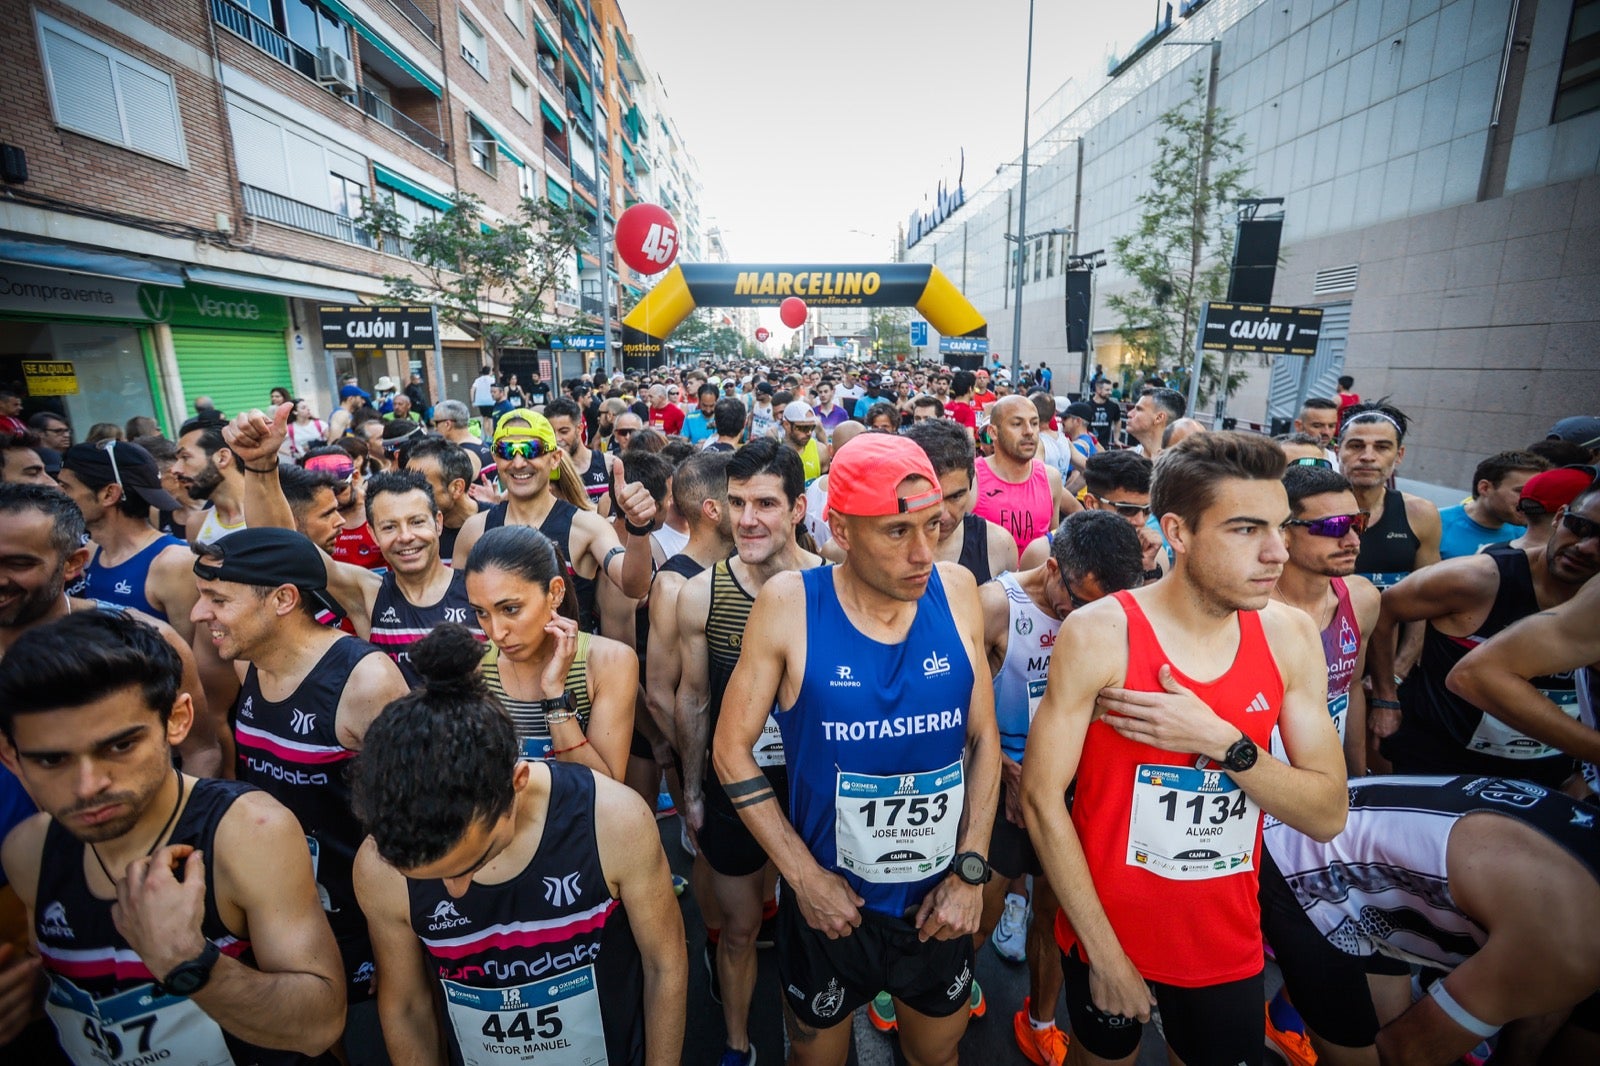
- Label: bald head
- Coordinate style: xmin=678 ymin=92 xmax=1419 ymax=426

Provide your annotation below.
xmin=990 ymin=394 xmax=1035 ymax=421
xmin=1163 ymin=418 xmax=1206 ymax=448
xmin=830 ymin=420 xmax=868 ymax=451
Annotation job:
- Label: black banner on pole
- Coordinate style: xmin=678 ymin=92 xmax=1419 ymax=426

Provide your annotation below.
xmin=1227 ymin=219 xmax=1283 ymax=304
xmin=1064 ymin=270 xmax=1091 ymax=352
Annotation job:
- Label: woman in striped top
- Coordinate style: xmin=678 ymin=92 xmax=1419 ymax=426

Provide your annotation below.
xmin=464 ymin=524 xmax=637 ymax=780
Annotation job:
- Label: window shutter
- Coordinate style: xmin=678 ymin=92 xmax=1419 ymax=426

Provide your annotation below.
xmin=42 ymin=27 xmax=123 ymax=145
xmin=115 ymin=59 xmax=185 ymax=164
xmin=230 ymin=104 xmax=290 ymax=194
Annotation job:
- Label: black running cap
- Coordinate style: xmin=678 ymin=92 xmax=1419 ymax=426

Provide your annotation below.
xmin=193 ymin=527 xmax=344 ymax=618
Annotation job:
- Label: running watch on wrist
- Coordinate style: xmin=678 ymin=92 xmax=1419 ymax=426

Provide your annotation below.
xmin=951 ymin=851 xmax=992 ymax=885
xmin=161 ymin=938 xmax=220 ymax=996
xmin=1221 ymin=733 xmax=1259 ymax=773
xmin=537 ymin=692 xmax=575 ymax=724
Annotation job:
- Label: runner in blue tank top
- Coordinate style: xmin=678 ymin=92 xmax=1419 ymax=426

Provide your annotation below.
xmin=712 ymin=433 xmax=1000 ymax=1066
xmin=351 ymin=625 xmax=686 ymax=1066
xmin=0 ymin=611 xmax=347 ymax=1063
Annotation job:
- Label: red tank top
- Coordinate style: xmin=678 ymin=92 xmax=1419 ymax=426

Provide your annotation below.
xmin=1055 ymin=591 xmax=1284 ymax=987
xmin=973 ymin=457 xmax=1054 ymax=556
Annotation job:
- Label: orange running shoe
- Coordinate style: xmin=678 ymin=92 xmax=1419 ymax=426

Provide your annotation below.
xmin=1012 ymin=997 xmax=1070 ymax=1066
xmin=1263 ymin=1001 xmax=1318 ymax=1066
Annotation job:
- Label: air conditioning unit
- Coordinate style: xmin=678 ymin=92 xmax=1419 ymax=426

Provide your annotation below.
xmin=316 ymin=48 xmax=355 ymax=93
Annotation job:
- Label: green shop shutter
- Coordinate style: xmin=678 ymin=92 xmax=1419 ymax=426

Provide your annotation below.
xmin=171 ymin=328 xmax=291 ymax=421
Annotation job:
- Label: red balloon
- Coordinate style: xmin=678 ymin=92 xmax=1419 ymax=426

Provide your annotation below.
xmin=755 ymin=327 xmax=771 ymax=342
xmin=779 ymin=297 xmax=808 ymax=329
xmin=613 ymin=203 xmax=679 ymax=274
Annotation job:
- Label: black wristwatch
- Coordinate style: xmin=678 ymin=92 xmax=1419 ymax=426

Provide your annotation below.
xmin=536 ymin=692 xmax=575 ymax=719
xmin=1221 ymin=733 xmax=1259 ymax=774
xmin=951 ymin=851 xmax=992 ymax=885
xmin=161 ymin=938 xmax=220 ymax=996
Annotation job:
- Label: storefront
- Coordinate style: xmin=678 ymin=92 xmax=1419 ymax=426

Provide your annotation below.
xmin=0 ymin=262 xmax=171 ymax=434
xmin=0 ymin=261 xmax=297 ymax=434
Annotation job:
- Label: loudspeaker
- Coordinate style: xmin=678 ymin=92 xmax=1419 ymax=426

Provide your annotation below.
xmin=1064 ymin=270 xmax=1091 ymax=352
xmin=1228 ymin=218 xmax=1282 ymax=304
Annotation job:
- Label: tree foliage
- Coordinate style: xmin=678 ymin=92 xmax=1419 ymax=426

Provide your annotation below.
xmin=1107 ymin=71 xmax=1255 ymax=405
xmin=869 ymin=307 xmax=912 ymax=357
xmin=361 ymin=192 xmax=591 ymax=368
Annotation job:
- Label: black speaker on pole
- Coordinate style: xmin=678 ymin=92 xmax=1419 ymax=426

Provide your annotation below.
xmin=1064 ymin=269 xmax=1091 ymax=352
xmin=1228 ymin=218 xmax=1283 ymax=304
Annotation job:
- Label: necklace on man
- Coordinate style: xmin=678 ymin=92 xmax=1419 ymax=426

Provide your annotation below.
xmin=90 ymin=770 xmax=186 ymax=885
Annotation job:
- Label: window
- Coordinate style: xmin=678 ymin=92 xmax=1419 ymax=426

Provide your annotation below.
xmin=518 ymin=163 xmax=536 ymax=199
xmin=504 ymin=0 xmax=526 ymax=31
xmin=1020 ymin=241 xmax=1030 ymax=287
xmin=36 ymin=13 xmax=188 ymax=166
xmin=468 ymin=115 xmax=497 ymax=175
xmin=459 ymin=14 xmax=487 ymax=76
xmin=329 ymin=173 xmax=367 ymax=218
xmin=510 ymin=72 xmax=533 ymax=121
xmin=1046 ymin=233 xmax=1057 ymax=278
xmin=383 ymin=188 xmax=441 ymax=230
xmin=285 ymin=0 xmax=350 ymax=63
xmin=1033 ymin=238 xmax=1043 ymax=282
xmin=1554 ymin=0 xmax=1600 ymax=122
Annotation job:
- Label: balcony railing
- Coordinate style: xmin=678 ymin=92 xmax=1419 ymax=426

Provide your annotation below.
xmin=243 ymin=184 xmax=374 ymax=247
xmin=544 ymin=136 xmax=568 ymax=164
xmin=358 ymin=86 xmax=447 ymax=159
xmin=560 ymin=13 xmax=586 ymax=54
xmin=570 ymin=168 xmax=597 ymax=197
xmin=536 ymin=58 xmax=561 ymax=95
xmin=212 ymin=0 xmax=318 ymax=82
xmin=383 ymin=0 xmax=437 ymax=41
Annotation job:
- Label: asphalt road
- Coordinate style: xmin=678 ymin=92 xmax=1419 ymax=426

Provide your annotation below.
xmin=659 ymin=814 xmax=1286 ymax=1065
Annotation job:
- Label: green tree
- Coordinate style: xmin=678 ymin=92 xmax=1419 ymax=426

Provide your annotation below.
xmin=361 ymin=192 xmax=591 ymax=370
xmin=1106 ymin=71 xmax=1255 ymax=405
xmin=869 ymin=307 xmax=911 ymax=357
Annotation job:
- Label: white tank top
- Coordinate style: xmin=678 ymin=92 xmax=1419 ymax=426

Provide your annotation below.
xmin=992 ymin=571 xmax=1060 ymax=763
xmin=194 ymin=507 xmax=245 ymax=546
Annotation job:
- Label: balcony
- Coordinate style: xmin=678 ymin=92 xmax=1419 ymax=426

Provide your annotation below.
xmin=560 ymin=13 xmax=587 ymax=55
xmin=571 ymin=168 xmax=597 ymax=197
xmin=383 ymin=0 xmax=436 ymax=41
xmin=544 ymin=135 xmax=568 ymax=164
xmin=212 ymin=0 xmax=319 ymax=83
xmin=536 ymin=56 xmax=561 ymax=95
xmin=358 ymin=86 xmax=447 ymax=159
xmin=243 ymin=184 xmax=373 ymax=246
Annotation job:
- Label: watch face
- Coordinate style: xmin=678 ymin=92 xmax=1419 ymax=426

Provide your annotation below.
xmin=959 ymin=854 xmax=985 ymax=882
xmin=164 ymin=967 xmax=204 ymax=995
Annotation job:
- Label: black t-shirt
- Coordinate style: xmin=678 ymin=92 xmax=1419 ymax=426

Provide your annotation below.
xmin=1088 ymin=397 xmax=1120 ymax=447
xmin=527 ymin=380 xmax=552 ymax=406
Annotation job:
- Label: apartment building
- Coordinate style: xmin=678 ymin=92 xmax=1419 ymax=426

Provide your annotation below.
xmin=0 ymin=0 xmax=704 ymax=434
xmin=902 ymin=0 xmax=1599 ymax=487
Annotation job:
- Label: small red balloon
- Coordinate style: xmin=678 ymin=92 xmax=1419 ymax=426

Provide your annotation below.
xmin=614 ymin=203 xmax=679 ymax=274
xmin=779 ymin=297 xmax=808 ymax=329
xmin=755 ymin=327 xmax=771 ymax=342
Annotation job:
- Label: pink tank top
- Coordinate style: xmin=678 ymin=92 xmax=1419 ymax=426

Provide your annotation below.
xmin=973 ymin=457 xmax=1054 ymax=555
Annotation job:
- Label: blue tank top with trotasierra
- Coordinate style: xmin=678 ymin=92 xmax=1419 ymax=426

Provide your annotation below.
xmin=781 ymin=564 xmax=976 ymax=917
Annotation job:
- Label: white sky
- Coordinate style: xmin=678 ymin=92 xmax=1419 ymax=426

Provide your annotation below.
xmin=622 ymin=1 xmax=1159 ymax=265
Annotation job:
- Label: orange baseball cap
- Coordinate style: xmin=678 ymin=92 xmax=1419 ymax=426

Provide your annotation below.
xmin=826 ymin=433 xmax=942 ymax=517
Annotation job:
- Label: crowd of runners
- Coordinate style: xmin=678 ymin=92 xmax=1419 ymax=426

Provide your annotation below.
xmin=0 ymin=358 xmax=1597 ymax=1066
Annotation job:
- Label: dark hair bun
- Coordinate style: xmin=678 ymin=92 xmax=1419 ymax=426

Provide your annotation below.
xmin=408 ymin=623 xmax=488 ymax=697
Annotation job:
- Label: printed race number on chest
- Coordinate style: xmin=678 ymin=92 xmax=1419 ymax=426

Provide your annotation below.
xmin=834 ymin=761 xmax=963 ymax=884
xmin=1127 ymin=765 xmax=1259 ymax=880
xmin=46 ymin=974 xmax=235 ymax=1066
xmin=443 ymin=965 xmax=607 ymax=1065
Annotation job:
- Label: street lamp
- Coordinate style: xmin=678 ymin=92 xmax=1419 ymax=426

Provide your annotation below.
xmin=1006 ymin=0 xmax=1037 ymax=386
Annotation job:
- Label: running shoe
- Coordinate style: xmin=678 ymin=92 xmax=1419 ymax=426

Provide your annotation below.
xmin=969 ymin=978 xmax=987 ymax=1018
xmin=1460 ymin=1044 xmax=1490 ymax=1066
xmin=1263 ymin=998 xmax=1316 ymax=1066
xmin=991 ymin=892 xmax=1029 ymax=962
xmin=1012 ymin=997 xmax=1069 ymax=1066
xmin=680 ymin=822 xmax=696 ymax=858
xmin=703 ymin=940 xmax=722 ymax=1005
xmin=717 ymin=1045 xmax=756 ymax=1066
xmin=671 ymin=874 xmax=687 ymax=897
xmin=867 ymin=991 xmax=896 ymax=1032
xmin=655 ymin=790 xmax=676 ymax=818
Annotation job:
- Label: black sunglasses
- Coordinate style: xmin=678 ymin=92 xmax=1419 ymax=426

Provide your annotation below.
xmin=1285 ymin=512 xmax=1369 ymax=538
xmin=1560 ymin=511 xmax=1600 ymax=543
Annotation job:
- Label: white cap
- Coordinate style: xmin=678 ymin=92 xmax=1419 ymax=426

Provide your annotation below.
xmin=1054 ymin=396 xmax=1070 ymax=415
xmin=782 ymin=400 xmax=817 ymax=423
xmin=375 ymin=375 xmax=397 ymax=391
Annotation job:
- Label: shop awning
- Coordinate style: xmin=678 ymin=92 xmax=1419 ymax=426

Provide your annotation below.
xmin=545 ymin=178 xmax=570 ymax=208
xmin=184 ymin=266 xmax=361 ymax=304
xmin=319 ymin=0 xmax=442 ymax=96
xmin=539 ymin=99 xmax=565 ymax=131
xmin=0 ymin=238 xmax=185 ymax=286
xmin=372 ymin=164 xmax=454 ymax=212
xmin=469 ymin=112 xmax=525 ymax=168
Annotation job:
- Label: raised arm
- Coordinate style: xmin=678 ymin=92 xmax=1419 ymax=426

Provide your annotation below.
xmin=1447 ymin=578 xmax=1600 ymax=770
xmin=354 ymin=839 xmax=447 ymax=1066
xmin=1019 ymin=602 xmax=1154 ymax=1021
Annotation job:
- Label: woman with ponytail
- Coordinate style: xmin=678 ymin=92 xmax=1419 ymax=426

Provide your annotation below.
xmin=464 ymin=525 xmax=638 ymax=780
xmin=352 ymin=624 xmax=687 ymax=1066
